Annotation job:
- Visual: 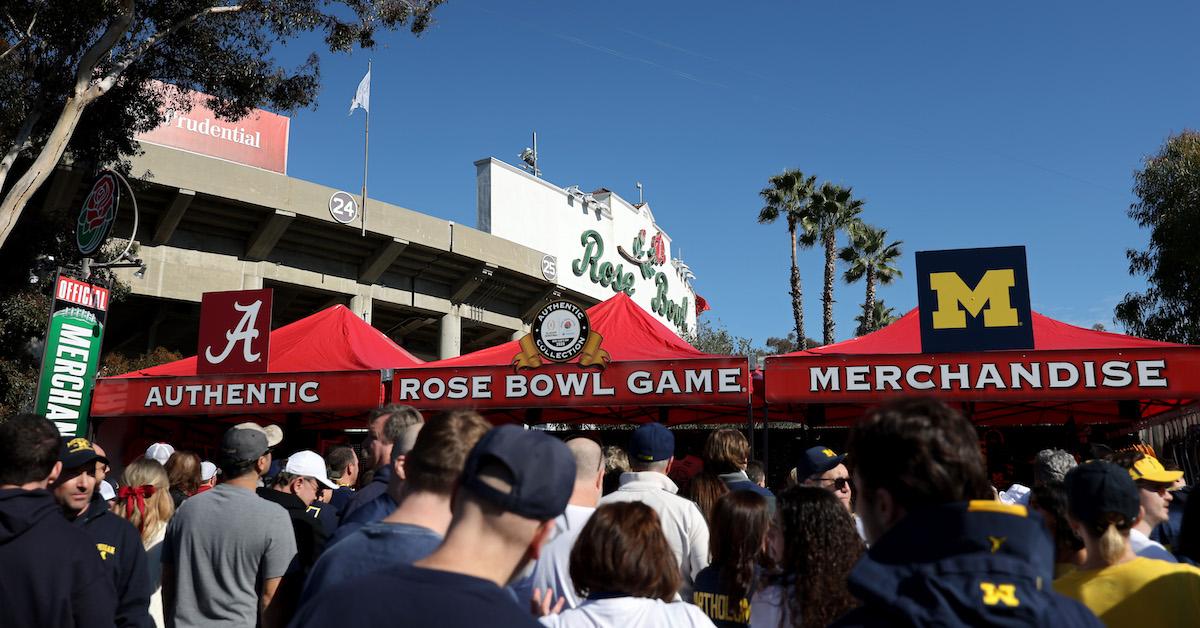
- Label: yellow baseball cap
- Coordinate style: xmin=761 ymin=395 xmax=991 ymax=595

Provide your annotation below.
xmin=1129 ymin=455 xmax=1183 ymax=484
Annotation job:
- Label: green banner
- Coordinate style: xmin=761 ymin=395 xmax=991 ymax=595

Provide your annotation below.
xmin=35 ymin=276 xmax=109 ymax=437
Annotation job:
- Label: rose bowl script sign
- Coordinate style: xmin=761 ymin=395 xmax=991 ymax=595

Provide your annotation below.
xmin=764 ymin=348 xmax=1200 ymax=404
xmin=90 ymin=371 xmax=383 ymax=417
xmin=197 ymin=289 xmax=272 ymax=375
xmin=393 ymin=358 xmax=749 ymax=411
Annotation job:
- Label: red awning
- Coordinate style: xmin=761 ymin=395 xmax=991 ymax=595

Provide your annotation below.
xmin=393 ymin=293 xmax=752 ymax=425
xmin=764 ymin=309 xmax=1200 ymax=426
xmin=92 ymin=305 xmax=418 ymax=418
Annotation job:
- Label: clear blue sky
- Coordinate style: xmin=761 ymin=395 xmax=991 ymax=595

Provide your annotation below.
xmin=278 ymin=1 xmax=1199 ymax=346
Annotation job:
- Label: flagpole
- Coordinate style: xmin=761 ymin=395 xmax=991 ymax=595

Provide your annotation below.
xmin=361 ymin=60 xmax=371 ymax=237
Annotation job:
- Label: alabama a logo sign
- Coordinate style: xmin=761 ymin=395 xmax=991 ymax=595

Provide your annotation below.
xmin=513 ymin=301 xmax=610 ymax=370
xmin=196 ymin=288 xmax=273 ymax=374
xmin=915 ymin=246 xmax=1034 ymax=353
xmin=76 ymin=172 xmax=120 ymax=255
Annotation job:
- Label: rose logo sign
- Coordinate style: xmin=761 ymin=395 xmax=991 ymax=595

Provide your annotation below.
xmin=76 ymin=172 xmax=120 ymax=255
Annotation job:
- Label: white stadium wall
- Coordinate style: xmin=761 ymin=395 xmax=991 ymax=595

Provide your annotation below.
xmin=476 ymin=158 xmax=698 ymax=336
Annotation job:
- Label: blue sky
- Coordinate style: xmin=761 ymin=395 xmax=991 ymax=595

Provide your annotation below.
xmin=278 ymin=1 xmax=1199 ymax=346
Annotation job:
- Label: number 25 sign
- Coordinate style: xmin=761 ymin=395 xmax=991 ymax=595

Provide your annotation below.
xmin=329 ymin=191 xmax=358 ymax=225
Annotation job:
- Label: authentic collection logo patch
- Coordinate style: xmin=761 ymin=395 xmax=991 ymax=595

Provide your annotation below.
xmin=513 ymin=301 xmax=610 ymax=370
xmin=534 ymin=301 xmax=590 ymax=361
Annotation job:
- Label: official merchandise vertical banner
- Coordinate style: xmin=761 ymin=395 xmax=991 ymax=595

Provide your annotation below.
xmin=35 ymin=275 xmax=111 ymax=437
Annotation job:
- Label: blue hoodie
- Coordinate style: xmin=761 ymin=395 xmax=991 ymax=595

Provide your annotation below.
xmin=833 ymin=500 xmax=1102 ymax=627
xmin=73 ymin=492 xmax=154 ymax=628
xmin=0 ymin=488 xmax=117 ymax=627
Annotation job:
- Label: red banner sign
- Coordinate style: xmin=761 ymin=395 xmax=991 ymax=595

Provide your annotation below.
xmin=392 ymin=358 xmax=750 ymax=411
xmin=136 ymin=83 xmax=290 ymax=174
xmin=764 ymin=348 xmax=1200 ymax=404
xmin=197 ymin=289 xmax=273 ymax=375
xmin=55 ymin=276 xmax=110 ymax=312
xmin=90 ymin=371 xmax=383 ymax=417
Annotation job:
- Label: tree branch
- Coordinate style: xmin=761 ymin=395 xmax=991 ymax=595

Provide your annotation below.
xmin=76 ymin=0 xmax=134 ymax=102
xmin=0 ymin=11 xmax=37 ymax=62
xmin=0 ymin=110 xmax=42 ymax=190
xmin=93 ymin=4 xmax=244 ymax=97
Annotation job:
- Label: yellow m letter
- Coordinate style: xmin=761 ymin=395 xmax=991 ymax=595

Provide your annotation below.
xmin=929 ymin=270 xmax=1019 ymax=329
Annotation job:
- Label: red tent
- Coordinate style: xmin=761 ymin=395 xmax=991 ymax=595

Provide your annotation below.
xmin=764 ymin=309 xmax=1200 ymax=427
xmin=114 ymin=304 xmax=423 ymax=377
xmin=391 ymin=293 xmax=752 ymax=425
xmin=91 ymin=305 xmax=422 ymax=419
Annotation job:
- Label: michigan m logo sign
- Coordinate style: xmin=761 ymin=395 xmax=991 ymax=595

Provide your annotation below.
xmin=916 ymin=247 xmax=1033 ymax=353
xmin=929 ymin=270 xmax=1019 ymax=329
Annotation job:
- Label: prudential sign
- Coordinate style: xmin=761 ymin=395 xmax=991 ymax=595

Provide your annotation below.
xmin=35 ymin=276 xmax=111 ymax=437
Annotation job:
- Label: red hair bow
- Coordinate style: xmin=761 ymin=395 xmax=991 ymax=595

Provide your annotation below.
xmin=117 ymin=484 xmax=156 ymax=519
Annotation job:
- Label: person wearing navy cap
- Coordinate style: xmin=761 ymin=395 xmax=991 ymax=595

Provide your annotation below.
xmin=599 ymin=422 xmax=710 ymax=598
xmin=795 ymin=445 xmax=853 ymax=513
xmin=291 ymin=425 xmax=577 ymax=628
xmin=52 ymin=435 xmax=154 ymax=628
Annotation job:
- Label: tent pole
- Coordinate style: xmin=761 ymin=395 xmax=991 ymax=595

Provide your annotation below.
xmin=747 ymin=403 xmax=756 ymax=461
xmin=763 ymin=406 xmax=770 ymax=483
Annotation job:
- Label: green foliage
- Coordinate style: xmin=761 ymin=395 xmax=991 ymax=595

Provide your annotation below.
xmin=854 ymin=300 xmax=898 ymax=336
xmin=803 ymin=182 xmax=864 ymax=346
xmin=100 ymin=346 xmax=182 ymax=377
xmin=1116 ymin=131 xmax=1200 ymax=342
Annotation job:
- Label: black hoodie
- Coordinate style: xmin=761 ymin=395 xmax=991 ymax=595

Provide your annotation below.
xmin=0 ymin=488 xmax=117 ymax=627
xmin=72 ymin=492 xmax=154 ymax=628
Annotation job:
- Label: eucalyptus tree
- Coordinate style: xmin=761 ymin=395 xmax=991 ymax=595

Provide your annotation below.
xmin=758 ymin=169 xmax=817 ymax=349
xmin=839 ymin=224 xmax=902 ymax=335
xmin=802 ymin=182 xmax=864 ymax=345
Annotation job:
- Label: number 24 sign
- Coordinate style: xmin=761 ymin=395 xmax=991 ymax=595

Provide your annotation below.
xmin=329 ymin=191 xmax=358 ymax=225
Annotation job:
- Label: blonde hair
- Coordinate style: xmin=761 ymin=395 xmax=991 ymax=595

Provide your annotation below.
xmin=118 ymin=457 xmax=175 ymax=544
xmin=1097 ymin=521 xmax=1127 ymax=565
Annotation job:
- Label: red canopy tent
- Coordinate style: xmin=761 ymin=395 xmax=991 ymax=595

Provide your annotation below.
xmin=89 ymin=304 xmax=426 ymax=464
xmin=392 ymin=293 xmax=752 ymax=425
xmin=91 ymin=305 xmax=424 ymax=420
xmin=764 ymin=309 xmax=1200 ymax=427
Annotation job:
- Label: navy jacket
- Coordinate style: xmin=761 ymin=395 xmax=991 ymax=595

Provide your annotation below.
xmin=832 ymin=501 xmax=1102 ymax=627
xmin=0 ymin=488 xmax=117 ymax=628
xmin=74 ymin=492 xmax=154 ymax=628
xmin=339 ymin=465 xmax=392 ymax=523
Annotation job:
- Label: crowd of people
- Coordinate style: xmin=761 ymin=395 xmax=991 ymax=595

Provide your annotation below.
xmin=3 ymin=397 xmax=1200 ymax=627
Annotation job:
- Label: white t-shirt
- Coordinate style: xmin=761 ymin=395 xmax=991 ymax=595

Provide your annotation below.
xmin=1130 ymin=528 xmax=1178 ymax=562
xmin=749 ymin=584 xmax=793 ymax=628
xmin=539 ymin=597 xmax=716 ymax=628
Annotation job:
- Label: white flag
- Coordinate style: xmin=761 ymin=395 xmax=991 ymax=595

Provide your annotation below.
xmin=349 ymin=68 xmax=370 ymax=115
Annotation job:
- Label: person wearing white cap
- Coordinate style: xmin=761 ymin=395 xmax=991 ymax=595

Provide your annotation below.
xmin=145 ymin=443 xmax=175 ymax=467
xmin=258 ymin=450 xmax=338 ymax=574
xmin=195 ymin=462 xmax=218 ymax=495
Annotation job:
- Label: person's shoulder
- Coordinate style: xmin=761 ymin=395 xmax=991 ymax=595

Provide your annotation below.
xmin=1043 ymin=591 xmax=1105 ymax=627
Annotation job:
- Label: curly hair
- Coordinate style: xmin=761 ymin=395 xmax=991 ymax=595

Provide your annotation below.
xmin=710 ymin=490 xmax=770 ymax=599
xmin=769 ymin=486 xmax=864 ymax=627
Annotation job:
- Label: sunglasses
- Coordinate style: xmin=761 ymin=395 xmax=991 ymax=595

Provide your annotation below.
xmin=816 ymin=477 xmax=852 ymax=491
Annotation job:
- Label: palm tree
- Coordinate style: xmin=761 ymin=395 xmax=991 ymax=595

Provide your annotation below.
xmin=758 ymin=169 xmax=817 ymax=349
xmin=854 ymin=300 xmax=899 ymax=336
xmin=802 ymin=182 xmax=864 ymax=345
xmin=839 ymin=223 xmax=903 ymax=335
